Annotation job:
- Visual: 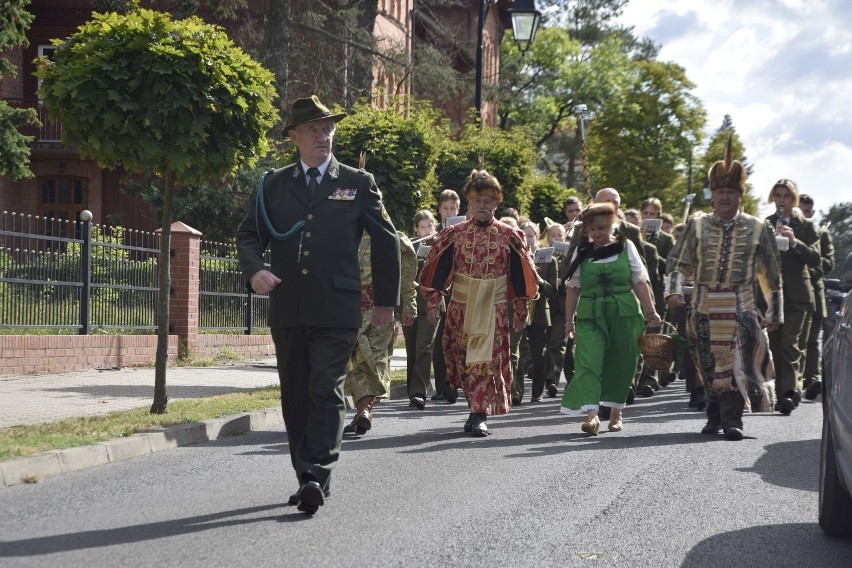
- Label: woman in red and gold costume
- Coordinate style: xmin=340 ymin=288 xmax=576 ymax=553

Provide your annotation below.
xmin=420 ymin=169 xmax=538 ymax=437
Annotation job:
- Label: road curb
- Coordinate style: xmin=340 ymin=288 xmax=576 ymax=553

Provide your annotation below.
xmin=1 ymin=384 xmax=409 ymax=488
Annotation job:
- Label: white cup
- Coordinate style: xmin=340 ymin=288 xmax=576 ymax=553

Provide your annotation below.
xmin=775 ymin=235 xmax=790 ymax=252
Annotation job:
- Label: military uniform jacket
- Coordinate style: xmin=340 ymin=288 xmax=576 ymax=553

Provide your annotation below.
xmin=237 ymin=156 xmax=401 ymax=329
xmin=765 ymin=210 xmax=821 ymax=309
xmin=810 ymin=227 xmax=835 ymax=318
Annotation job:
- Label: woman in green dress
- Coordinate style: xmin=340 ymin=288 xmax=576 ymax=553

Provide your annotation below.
xmin=560 ymin=203 xmax=661 ymax=434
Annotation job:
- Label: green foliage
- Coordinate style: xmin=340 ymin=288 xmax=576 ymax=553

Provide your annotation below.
xmin=823 ymin=202 xmax=852 ymax=278
xmin=120 ymin=151 xmax=284 ymax=243
xmin=0 ymin=0 xmax=39 ymax=179
xmin=333 ymin=97 xmax=445 ymax=232
xmin=588 ymin=59 xmax=706 ymax=212
xmin=35 ymin=5 xmax=278 ymax=183
xmin=527 ymin=176 xmax=579 ymax=225
xmin=435 ymin=125 xmax=539 ymax=215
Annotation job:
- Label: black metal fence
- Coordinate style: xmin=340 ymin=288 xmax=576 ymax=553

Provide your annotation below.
xmin=199 ymin=240 xmax=270 ymax=334
xmin=1 ymin=211 xmax=269 ymax=335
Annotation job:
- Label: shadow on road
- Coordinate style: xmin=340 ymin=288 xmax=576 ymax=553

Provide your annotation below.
xmin=0 ymin=503 xmax=309 ymax=557
xmin=735 ymin=439 xmax=820 ymax=492
xmin=680 ymin=522 xmax=852 ymax=567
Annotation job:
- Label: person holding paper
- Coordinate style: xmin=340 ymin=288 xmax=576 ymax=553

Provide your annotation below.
xmin=764 ymin=179 xmax=821 ymax=415
xmin=404 ymin=210 xmax=439 ymax=409
xmin=516 ymin=220 xmax=558 ymax=402
xmin=560 ymin=203 xmax=658 ymax=434
xmin=419 ymin=169 xmax=538 ymax=437
xmin=543 ymin=221 xmax=575 ymax=394
xmin=431 ymin=190 xmax=462 ymax=403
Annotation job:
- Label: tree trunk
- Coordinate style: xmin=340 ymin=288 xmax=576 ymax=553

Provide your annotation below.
xmin=264 ymin=0 xmax=290 ymax=140
xmin=151 ymin=169 xmax=176 ymax=414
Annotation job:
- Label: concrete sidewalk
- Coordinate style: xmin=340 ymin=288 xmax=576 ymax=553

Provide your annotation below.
xmin=0 ymin=350 xmax=410 ymax=488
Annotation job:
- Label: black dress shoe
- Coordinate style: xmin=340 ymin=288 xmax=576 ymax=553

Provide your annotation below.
xmin=776 ymin=397 xmax=795 ymax=416
xmin=471 ymin=413 xmax=489 ymax=437
xmin=804 ymin=380 xmax=822 ymax=400
xmin=640 ymin=384 xmax=655 ymax=397
xmin=511 ymin=397 xmax=522 ymax=405
xmin=296 ymin=481 xmax=325 ymax=515
xmin=723 ymin=427 xmax=744 ymax=441
xmin=702 ymin=422 xmax=721 ymax=435
xmin=288 ymin=486 xmax=330 ymax=506
xmin=446 ymin=388 xmax=459 ymax=404
xmin=546 ymin=384 xmax=558 ymax=398
xmin=409 ymin=394 xmax=426 ymax=410
xmin=530 ymin=396 xmax=542 ymax=403
xmin=598 ymin=406 xmax=611 ymax=420
xmin=464 ymin=413 xmax=474 ymax=433
xmin=431 ymin=391 xmax=446 ymax=401
xmin=791 ymin=389 xmax=802 ymax=407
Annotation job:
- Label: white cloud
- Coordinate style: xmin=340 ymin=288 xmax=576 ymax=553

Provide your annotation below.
xmin=619 ymin=0 xmax=852 ymax=221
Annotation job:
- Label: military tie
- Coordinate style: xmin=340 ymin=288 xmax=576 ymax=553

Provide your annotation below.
xmin=306 ymin=167 xmax=320 ymax=199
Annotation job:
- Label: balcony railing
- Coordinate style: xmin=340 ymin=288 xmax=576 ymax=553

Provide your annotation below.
xmin=5 ymin=98 xmax=63 ymax=143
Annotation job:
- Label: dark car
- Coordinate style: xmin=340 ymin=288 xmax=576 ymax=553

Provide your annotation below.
xmin=819 ymin=252 xmax=852 ymax=538
xmin=824 ymin=277 xmax=850 ymax=340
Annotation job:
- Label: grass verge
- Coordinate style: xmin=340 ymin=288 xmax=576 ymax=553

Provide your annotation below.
xmin=0 ymin=369 xmax=408 ymax=463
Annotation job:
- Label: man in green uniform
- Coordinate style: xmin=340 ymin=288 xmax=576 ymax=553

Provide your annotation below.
xmin=237 ymin=96 xmax=400 ymax=515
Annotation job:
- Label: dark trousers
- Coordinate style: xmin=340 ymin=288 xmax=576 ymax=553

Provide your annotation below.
xmin=403 ymin=293 xmax=437 ymax=397
xmin=432 ymin=316 xmax=449 ymax=395
xmin=706 ymin=390 xmax=744 ymax=430
xmin=769 ymin=301 xmax=812 ymax=396
xmin=271 ymin=325 xmax=358 ymax=491
xmin=804 ymin=312 xmax=823 ymax=380
xmin=527 ymin=326 xmax=549 ymax=399
xmin=509 ymin=326 xmax=530 ymax=400
xmin=546 ymin=312 xmax=572 ymax=387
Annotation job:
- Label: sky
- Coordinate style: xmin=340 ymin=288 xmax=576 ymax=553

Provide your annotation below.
xmin=616 ymin=0 xmax=852 ymax=220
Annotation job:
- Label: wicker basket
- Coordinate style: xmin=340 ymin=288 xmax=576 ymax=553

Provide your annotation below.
xmin=638 ymin=321 xmax=677 ymax=371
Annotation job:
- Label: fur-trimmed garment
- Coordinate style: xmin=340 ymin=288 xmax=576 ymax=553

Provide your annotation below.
xmin=419 ymin=218 xmax=538 ymax=415
xmin=665 ymin=212 xmax=782 ymax=411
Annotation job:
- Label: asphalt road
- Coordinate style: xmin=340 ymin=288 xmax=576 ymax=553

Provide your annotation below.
xmin=1 ymin=384 xmax=850 ymax=567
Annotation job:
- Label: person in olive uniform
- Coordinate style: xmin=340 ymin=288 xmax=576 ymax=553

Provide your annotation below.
xmin=765 ymin=179 xmax=821 ymax=415
xmin=237 ymin=96 xmax=400 ymax=515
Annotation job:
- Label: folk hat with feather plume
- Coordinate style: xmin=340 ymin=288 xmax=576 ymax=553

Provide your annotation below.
xmin=464 ymin=157 xmax=504 ymax=203
xmin=707 ymin=136 xmax=747 ymax=195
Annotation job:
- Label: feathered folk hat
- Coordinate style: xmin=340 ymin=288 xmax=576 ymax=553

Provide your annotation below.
xmin=464 ymin=168 xmax=504 ymax=203
xmin=707 ymin=136 xmax=747 ymax=194
xmin=768 ymin=178 xmax=800 ymax=208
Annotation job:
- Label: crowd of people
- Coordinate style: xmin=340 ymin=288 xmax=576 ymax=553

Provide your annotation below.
xmin=237 ymin=95 xmax=835 ymax=515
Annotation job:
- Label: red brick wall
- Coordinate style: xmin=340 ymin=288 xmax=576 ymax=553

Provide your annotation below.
xmin=0 ymin=334 xmax=275 ymax=377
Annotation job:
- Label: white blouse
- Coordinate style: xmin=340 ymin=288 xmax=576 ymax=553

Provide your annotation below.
xmin=565 ymin=239 xmax=649 ymax=288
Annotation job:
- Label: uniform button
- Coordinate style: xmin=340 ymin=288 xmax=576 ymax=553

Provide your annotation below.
xmin=301 ymin=268 xmax=308 ymax=275
xmin=307 ymin=214 xmax=314 ymax=220
xmin=302 ymin=250 xmax=309 ymax=256
xmin=305 ymin=231 xmax=311 ymax=237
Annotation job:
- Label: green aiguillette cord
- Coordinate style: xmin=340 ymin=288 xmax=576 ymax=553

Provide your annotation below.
xmin=255 ymin=170 xmax=306 ymax=241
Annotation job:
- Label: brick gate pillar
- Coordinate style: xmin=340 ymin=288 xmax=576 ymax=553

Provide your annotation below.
xmin=166 ymin=221 xmax=202 ymax=356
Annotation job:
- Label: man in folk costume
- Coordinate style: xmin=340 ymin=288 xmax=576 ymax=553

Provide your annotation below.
xmin=665 ymin=138 xmax=783 ymax=441
xmin=420 ymin=169 xmax=538 ymax=437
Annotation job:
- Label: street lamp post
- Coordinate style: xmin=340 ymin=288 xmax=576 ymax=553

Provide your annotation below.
xmin=475 ymin=0 xmax=542 ymax=124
